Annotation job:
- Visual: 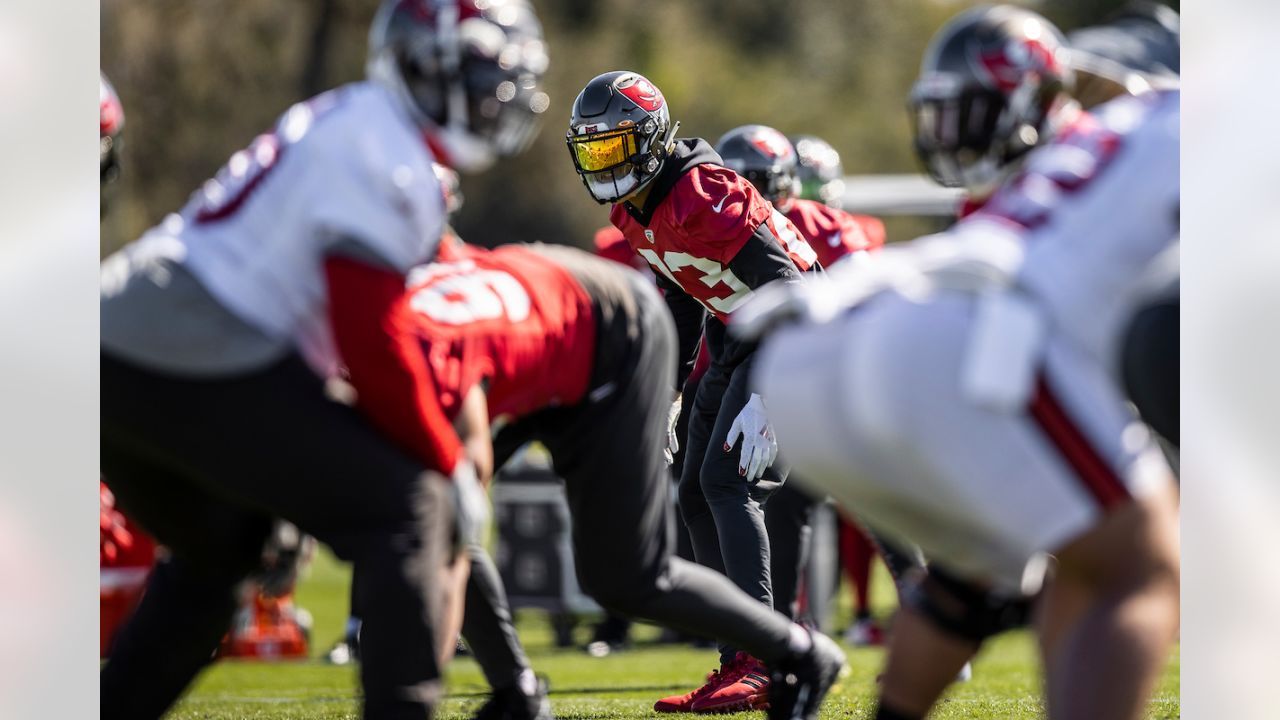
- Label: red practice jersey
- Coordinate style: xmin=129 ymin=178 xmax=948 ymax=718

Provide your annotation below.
xmin=399 ymin=245 xmax=597 ymax=425
xmin=782 ymin=198 xmax=886 ymax=267
xmin=610 ymin=164 xmax=816 ymax=323
xmin=593 ymin=225 xmax=653 ymax=275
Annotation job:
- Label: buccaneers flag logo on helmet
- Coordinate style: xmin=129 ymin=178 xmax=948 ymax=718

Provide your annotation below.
xmin=614 ymin=74 xmax=664 ymax=113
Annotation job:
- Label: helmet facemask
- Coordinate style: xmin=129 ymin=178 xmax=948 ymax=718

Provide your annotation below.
xmin=367 ymin=0 xmax=549 ymax=173
xmin=567 ymin=117 xmax=675 ymax=204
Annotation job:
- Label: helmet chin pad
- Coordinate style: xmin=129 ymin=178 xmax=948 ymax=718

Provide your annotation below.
xmin=585 ymin=164 xmax=642 ymax=204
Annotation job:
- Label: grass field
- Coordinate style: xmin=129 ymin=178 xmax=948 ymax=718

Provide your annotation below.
xmin=166 ymin=548 xmax=1179 ymax=719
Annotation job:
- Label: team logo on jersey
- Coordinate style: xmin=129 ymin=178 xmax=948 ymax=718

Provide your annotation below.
xmin=615 ymin=74 xmax=664 ymax=113
xmin=749 ymin=128 xmax=793 ymax=160
xmin=644 ymin=229 xmax=655 ymax=243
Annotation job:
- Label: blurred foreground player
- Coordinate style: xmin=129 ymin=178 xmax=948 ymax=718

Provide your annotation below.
xmin=566 ymin=71 xmax=839 ymax=715
xmin=740 ymin=90 xmax=1181 ymax=720
xmin=98 ymin=2 xmax=547 ymax=717
xmin=403 ymin=243 xmax=845 ymax=719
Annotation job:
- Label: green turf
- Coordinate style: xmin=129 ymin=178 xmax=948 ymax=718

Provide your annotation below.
xmin=166 ymin=548 xmax=1180 ymax=719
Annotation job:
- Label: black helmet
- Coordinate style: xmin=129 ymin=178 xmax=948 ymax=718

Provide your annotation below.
xmin=566 ymin=70 xmax=679 ymax=204
xmin=909 ymin=5 xmax=1074 ymax=193
xmin=367 ymin=0 xmax=550 ymax=173
xmin=789 ymin=134 xmax=845 ymax=208
xmin=714 ymin=124 xmax=798 ymax=206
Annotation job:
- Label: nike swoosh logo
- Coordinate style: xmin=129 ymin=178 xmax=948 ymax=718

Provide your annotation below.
xmin=828 ymin=232 xmax=842 ymax=247
xmin=712 ymin=194 xmax=729 ymax=213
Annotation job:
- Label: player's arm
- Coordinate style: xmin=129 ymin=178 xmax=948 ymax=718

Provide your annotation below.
xmin=655 ymin=271 xmax=707 ymax=390
xmin=453 ymin=383 xmax=494 ymax=488
xmin=323 ymin=239 xmax=463 ymax=474
xmin=711 ymin=221 xmax=806 ymax=368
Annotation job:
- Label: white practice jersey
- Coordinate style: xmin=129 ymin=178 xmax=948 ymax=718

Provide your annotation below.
xmin=132 ymin=82 xmax=445 ymax=375
xmin=959 ymin=90 xmax=1180 ymax=368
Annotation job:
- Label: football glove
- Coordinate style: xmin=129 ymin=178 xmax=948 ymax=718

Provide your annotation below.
xmin=724 ymin=393 xmax=778 ymax=482
xmin=663 ymin=396 xmax=682 ymax=466
xmin=449 ymin=459 xmax=490 ymax=554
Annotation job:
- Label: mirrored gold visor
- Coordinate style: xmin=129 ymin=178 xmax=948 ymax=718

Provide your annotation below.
xmin=568 ymin=128 xmax=639 ymax=173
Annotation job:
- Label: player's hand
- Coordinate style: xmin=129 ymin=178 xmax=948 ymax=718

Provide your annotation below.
xmin=449 ymin=459 xmax=490 ymax=554
xmin=663 ymin=396 xmax=682 ymax=466
xmin=724 ymin=393 xmax=778 ymax=482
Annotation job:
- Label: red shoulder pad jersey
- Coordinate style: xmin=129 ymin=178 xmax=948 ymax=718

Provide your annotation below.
xmin=399 ymin=245 xmax=597 ymax=425
xmin=593 ymin=225 xmax=653 ymax=276
xmin=609 ymin=164 xmax=816 ymax=322
xmin=783 ymin=198 xmax=886 ymax=267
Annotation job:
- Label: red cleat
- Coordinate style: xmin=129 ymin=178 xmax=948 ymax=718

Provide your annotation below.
xmin=654 ymin=664 xmax=734 ymax=713
xmin=690 ymin=652 xmax=770 ymax=713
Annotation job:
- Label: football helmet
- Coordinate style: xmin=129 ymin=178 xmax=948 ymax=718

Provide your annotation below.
xmin=566 ymin=70 xmax=679 ymax=204
xmin=790 ymin=135 xmax=845 ymax=209
xmin=714 ymin=124 xmax=798 ymax=207
xmin=909 ymin=5 xmax=1074 ymax=194
xmin=367 ymin=0 xmax=550 ymax=173
xmin=100 ymin=73 xmax=124 ymax=187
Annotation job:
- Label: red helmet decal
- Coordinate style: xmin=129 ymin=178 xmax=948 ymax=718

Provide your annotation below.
xmin=614 ymin=74 xmax=664 ymax=113
xmin=100 ymin=80 xmax=123 ymax=138
xmin=397 ymin=0 xmax=483 ymax=23
xmin=749 ymin=129 xmax=793 ymax=160
xmin=978 ymin=36 xmax=1060 ymax=92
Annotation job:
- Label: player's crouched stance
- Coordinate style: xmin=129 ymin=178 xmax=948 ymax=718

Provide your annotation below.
xmin=98 ymin=1 xmax=548 ymax=718
xmin=737 ymin=92 xmax=1181 ymax=720
xmin=404 ymin=244 xmax=846 ymax=720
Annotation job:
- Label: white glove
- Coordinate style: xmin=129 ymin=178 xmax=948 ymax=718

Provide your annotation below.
xmin=448 ymin=459 xmax=490 ymax=553
xmin=663 ymin=396 xmax=682 ymax=466
xmin=724 ymin=393 xmax=778 ymax=482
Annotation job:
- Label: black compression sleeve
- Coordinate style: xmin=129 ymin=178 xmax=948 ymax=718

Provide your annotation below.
xmin=727 ymin=221 xmax=803 ymax=290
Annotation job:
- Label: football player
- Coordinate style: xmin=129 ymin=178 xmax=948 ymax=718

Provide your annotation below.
xmin=739 ymin=89 xmax=1181 ymax=720
xmin=401 ymin=242 xmax=846 ymax=719
xmin=98 ymin=2 xmax=547 ymax=718
xmin=714 ymin=124 xmax=887 ymax=636
xmin=909 ymin=5 xmax=1086 ymax=219
xmin=565 ymin=70 xmax=838 ymax=714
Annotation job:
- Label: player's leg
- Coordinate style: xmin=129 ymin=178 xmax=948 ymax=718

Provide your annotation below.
xmin=99 ymin=442 xmax=272 ymax=720
xmin=765 ymin=482 xmax=818 ymax=621
xmin=461 ymin=545 xmax=549 ymax=719
xmin=677 ymin=363 xmax=733 ymax=581
xmin=101 ymin=351 xmax=453 ymax=720
xmin=1037 ymin=475 xmax=1180 ymax=720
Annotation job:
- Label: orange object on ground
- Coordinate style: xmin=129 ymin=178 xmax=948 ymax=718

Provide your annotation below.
xmin=220 ymin=590 xmax=310 ymax=660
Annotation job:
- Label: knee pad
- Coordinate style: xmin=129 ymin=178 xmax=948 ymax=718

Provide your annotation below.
xmin=902 ymin=565 xmax=1035 ymax=644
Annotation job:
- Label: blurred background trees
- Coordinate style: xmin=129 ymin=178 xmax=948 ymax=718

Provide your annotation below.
xmin=100 ymin=0 xmax=1175 ymax=255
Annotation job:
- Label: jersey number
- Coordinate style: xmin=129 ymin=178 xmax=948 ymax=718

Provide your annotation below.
xmin=636 ymin=249 xmax=751 ymax=315
xmin=409 ymin=268 xmax=531 ymax=325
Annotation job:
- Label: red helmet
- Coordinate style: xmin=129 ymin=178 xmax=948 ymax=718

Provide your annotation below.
xmin=714 ymin=125 xmax=798 ymax=206
xmin=909 ymin=5 xmax=1074 ymax=194
xmin=100 ymin=73 xmax=124 ymax=185
xmin=367 ymin=0 xmax=550 ymax=173
xmin=566 ymin=71 xmax=678 ymax=204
